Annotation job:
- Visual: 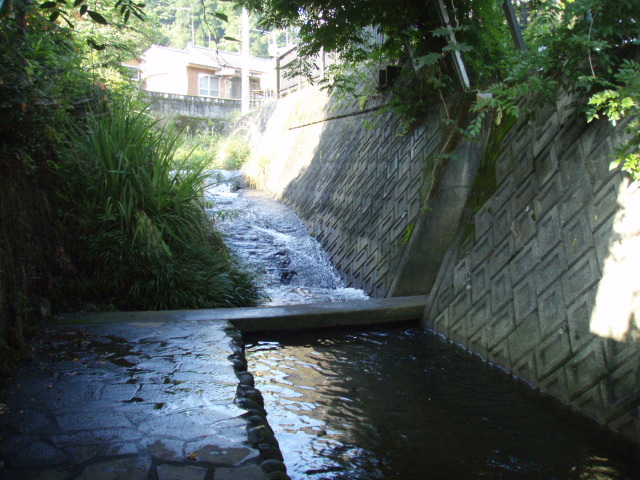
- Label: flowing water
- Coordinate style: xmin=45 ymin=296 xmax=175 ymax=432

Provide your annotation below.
xmin=207 ymin=172 xmax=640 ymax=479
xmin=205 ymin=171 xmax=368 ymax=306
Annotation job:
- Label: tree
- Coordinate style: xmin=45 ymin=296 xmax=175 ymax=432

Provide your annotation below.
xmin=234 ymin=0 xmax=639 ymax=98
xmin=144 ymin=0 xmax=270 ymax=56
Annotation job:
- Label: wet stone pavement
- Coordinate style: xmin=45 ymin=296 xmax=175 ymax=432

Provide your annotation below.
xmin=0 ymin=318 xmax=289 ymax=480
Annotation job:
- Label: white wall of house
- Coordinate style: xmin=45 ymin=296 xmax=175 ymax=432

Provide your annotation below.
xmin=141 ymin=46 xmax=189 ymax=95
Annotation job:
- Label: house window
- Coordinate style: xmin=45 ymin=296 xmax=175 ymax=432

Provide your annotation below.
xmin=230 ymin=78 xmax=241 ymax=99
xmin=124 ymin=65 xmax=140 ymax=81
xmin=199 ymin=74 xmax=220 ymax=97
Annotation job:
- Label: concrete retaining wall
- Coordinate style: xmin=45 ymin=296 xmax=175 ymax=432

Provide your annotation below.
xmin=424 ymin=102 xmax=640 ymax=444
xmin=238 ymin=87 xmax=640 ymax=443
xmin=146 ymin=91 xmax=242 ymax=120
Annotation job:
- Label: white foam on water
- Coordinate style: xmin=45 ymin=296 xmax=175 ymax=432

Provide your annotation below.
xmin=206 ymin=170 xmax=369 ymax=305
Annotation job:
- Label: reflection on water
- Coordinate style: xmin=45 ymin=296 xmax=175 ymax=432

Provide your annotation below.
xmin=245 ymin=327 xmax=640 ymax=480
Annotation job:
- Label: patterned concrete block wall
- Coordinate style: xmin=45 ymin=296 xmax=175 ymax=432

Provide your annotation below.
xmin=240 ymin=87 xmax=446 ymax=297
xmin=423 ymin=99 xmax=640 ymax=443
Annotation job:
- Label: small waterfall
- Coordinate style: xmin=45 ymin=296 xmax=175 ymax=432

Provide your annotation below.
xmin=205 ymin=171 xmax=368 ymax=305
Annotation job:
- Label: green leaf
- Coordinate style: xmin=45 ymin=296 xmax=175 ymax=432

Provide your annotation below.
xmin=87 ymin=10 xmax=109 ymax=25
xmin=132 ymin=9 xmax=145 ymax=21
xmin=214 ymin=12 xmax=229 ymax=22
xmin=414 ymin=53 xmax=440 ymax=70
xmin=73 ymin=0 xmax=84 ymax=7
xmin=48 ymin=10 xmax=59 ymax=21
xmin=40 ymin=2 xmax=58 ymax=9
xmin=79 ymin=4 xmax=87 ymax=15
xmin=621 ymin=97 xmax=635 ymax=110
xmin=442 ymin=43 xmax=473 ymax=53
xmin=223 ymin=36 xmax=239 ymax=43
xmin=431 ymin=26 xmax=451 ymax=38
xmin=87 ymin=38 xmax=107 ymax=50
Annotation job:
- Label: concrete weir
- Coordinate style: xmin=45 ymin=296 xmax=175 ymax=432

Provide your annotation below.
xmin=57 ymin=295 xmax=428 ymax=332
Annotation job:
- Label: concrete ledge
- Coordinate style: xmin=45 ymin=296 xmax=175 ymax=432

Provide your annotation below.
xmin=55 ymin=296 xmax=428 ymax=332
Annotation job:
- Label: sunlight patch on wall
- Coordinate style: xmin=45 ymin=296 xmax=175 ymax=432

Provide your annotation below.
xmin=243 ymin=87 xmax=332 ymax=195
xmin=590 ymin=178 xmax=640 ymax=342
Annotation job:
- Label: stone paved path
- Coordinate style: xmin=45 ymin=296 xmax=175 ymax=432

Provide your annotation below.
xmin=0 ymin=318 xmax=288 ymax=480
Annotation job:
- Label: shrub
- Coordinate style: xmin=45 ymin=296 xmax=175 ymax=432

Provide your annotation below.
xmin=61 ymin=101 xmax=262 ymax=310
xmin=173 ymin=129 xmax=222 ymax=170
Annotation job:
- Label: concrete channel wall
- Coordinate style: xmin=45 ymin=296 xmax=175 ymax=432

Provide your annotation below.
xmin=237 ymin=87 xmax=485 ymax=298
xmin=237 ymin=87 xmax=640 ymax=444
xmin=146 ymin=91 xmax=242 ymax=119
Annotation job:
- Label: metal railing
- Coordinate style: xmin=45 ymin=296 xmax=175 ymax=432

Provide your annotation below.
xmin=274 ymin=26 xmax=386 ymax=98
xmin=275 ymin=46 xmax=327 ymax=98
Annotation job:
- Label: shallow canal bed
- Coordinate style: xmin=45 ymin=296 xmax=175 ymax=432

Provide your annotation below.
xmin=245 ymin=325 xmax=640 ymax=480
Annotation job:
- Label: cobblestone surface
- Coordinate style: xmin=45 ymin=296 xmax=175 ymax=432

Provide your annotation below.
xmin=0 ymin=318 xmax=286 ymax=479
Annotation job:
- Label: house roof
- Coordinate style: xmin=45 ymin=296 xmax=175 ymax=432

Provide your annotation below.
xmin=185 ymin=45 xmax=272 ymax=74
xmin=142 ymin=45 xmax=272 ymax=76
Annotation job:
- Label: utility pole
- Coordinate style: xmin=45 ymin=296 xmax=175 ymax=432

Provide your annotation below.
xmin=174 ymin=7 xmax=194 ymax=46
xmin=241 ymin=6 xmax=250 ymax=114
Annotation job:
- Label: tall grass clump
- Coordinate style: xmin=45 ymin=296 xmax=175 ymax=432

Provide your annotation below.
xmin=61 ymin=101 xmax=262 ymax=310
xmin=172 ymin=129 xmax=222 ymax=170
xmin=216 ymin=134 xmax=252 ymax=170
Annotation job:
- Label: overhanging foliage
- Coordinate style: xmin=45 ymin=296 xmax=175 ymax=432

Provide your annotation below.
xmin=236 ymin=0 xmax=640 ymax=176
